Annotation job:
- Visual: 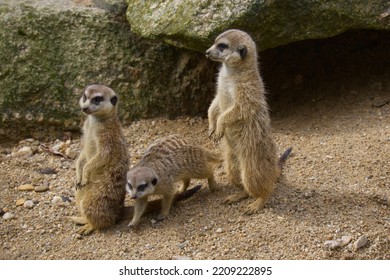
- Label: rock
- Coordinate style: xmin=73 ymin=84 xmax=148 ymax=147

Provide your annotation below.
xmin=11 ymin=146 xmax=33 ymax=157
xmin=18 ymin=184 xmax=35 ymax=191
xmin=51 ymin=196 xmax=63 ymax=206
xmin=354 ymin=235 xmax=368 ymax=250
xmin=23 ymin=200 xmax=35 ymax=209
xmin=3 ymin=212 xmax=15 ymax=220
xmin=16 ymin=198 xmax=26 ymax=206
xmin=0 ymin=0 xmax=216 ymax=140
xmin=340 ymin=236 xmax=352 ymax=247
xmin=37 ymin=168 xmax=57 ymax=175
xmin=216 ymin=228 xmax=224 ymax=233
xmin=65 ymin=148 xmax=78 ymax=160
xmin=324 ymin=240 xmax=342 ymax=250
xmin=126 ymin=0 xmax=390 ymax=52
xmin=34 ymin=185 xmax=50 ymax=193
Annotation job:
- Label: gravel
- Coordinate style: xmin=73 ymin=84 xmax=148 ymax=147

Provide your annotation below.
xmin=0 ymin=73 xmax=389 ymax=260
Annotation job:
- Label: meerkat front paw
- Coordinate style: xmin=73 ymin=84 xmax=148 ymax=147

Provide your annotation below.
xmin=75 ymin=182 xmax=84 ymax=190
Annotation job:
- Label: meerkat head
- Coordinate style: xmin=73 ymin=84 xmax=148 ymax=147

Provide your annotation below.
xmin=79 ymin=84 xmax=118 ymax=118
xmin=126 ymin=166 xmax=159 ymax=199
xmin=205 ymin=29 xmax=257 ymax=67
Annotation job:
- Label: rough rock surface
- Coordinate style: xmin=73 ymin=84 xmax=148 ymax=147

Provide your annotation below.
xmin=126 ymin=0 xmax=390 ymax=51
xmin=0 ymin=0 xmax=216 ymax=140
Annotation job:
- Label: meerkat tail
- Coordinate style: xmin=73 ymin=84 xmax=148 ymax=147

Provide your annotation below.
xmin=121 ymin=185 xmax=201 ymax=220
xmin=278 ymin=147 xmax=293 ymax=168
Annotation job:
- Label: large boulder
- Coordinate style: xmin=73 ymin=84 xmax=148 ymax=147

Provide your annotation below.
xmin=126 ymin=0 xmax=390 ymax=51
xmin=0 ymin=0 xmax=216 ymax=140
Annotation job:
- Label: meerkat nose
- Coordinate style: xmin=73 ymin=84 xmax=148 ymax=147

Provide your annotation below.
xmin=82 ymin=107 xmax=89 ymax=113
xmin=131 ymin=194 xmax=137 ymax=199
xmin=205 ymin=50 xmax=210 ymax=57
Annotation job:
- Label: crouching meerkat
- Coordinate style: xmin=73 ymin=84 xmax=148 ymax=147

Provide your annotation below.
xmin=126 ymin=134 xmax=220 ymax=227
xmin=205 ymin=29 xmax=292 ymax=215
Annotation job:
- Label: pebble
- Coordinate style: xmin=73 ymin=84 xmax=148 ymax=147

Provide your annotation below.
xmin=37 ymin=168 xmax=57 ymax=175
xmin=324 ymin=240 xmax=341 ymax=250
xmin=216 ymin=228 xmax=224 ymax=233
xmin=35 ymin=185 xmax=50 ymax=192
xmin=16 ymin=198 xmax=26 ymax=206
xmin=23 ymin=200 xmax=35 ymax=209
xmin=324 ymin=236 xmax=352 ymax=250
xmin=3 ymin=212 xmax=15 ymax=220
xmin=340 ymin=235 xmax=352 ymax=246
xmin=354 ymin=235 xmax=368 ymax=250
xmin=12 ymin=146 xmax=33 ymax=157
xmin=18 ymin=184 xmax=35 ymax=191
xmin=51 ymin=196 xmax=63 ymax=205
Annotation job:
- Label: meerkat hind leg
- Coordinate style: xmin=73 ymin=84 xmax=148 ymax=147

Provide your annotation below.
xmin=244 ymin=197 xmax=265 ymax=215
xmin=68 ymin=216 xmax=88 ymax=225
xmin=223 ymin=190 xmax=249 ymax=204
xmin=77 ymin=223 xmax=95 ymax=235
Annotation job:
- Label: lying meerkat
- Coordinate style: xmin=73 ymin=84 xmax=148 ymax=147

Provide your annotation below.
xmin=206 ymin=29 xmax=292 ymax=215
xmin=126 ymin=134 xmax=220 ymax=227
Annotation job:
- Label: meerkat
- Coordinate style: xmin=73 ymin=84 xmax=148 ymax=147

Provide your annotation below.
xmin=205 ymin=29 xmax=292 ymax=215
xmin=69 ymin=84 xmax=130 ymax=235
xmin=126 ymin=134 xmax=220 ymax=227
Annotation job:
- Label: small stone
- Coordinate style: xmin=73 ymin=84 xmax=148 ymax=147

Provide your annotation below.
xmin=3 ymin=212 xmax=15 ymax=220
xmin=61 ymin=196 xmax=71 ymax=203
xmin=65 ymin=148 xmax=78 ymax=160
xmin=18 ymin=184 xmax=35 ymax=191
xmin=324 ymin=240 xmax=341 ymax=250
xmin=340 ymin=236 xmax=352 ymax=247
xmin=35 ymin=185 xmax=50 ymax=192
xmin=16 ymin=198 xmax=26 ymax=206
xmin=51 ymin=196 xmax=63 ymax=205
xmin=23 ymin=200 xmax=35 ymax=209
xmin=12 ymin=146 xmax=33 ymax=157
xmin=354 ymin=235 xmax=368 ymax=250
xmin=216 ymin=228 xmax=224 ymax=233
xmin=37 ymin=168 xmax=57 ymax=175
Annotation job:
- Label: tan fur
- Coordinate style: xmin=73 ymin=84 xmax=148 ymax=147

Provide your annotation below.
xmin=69 ymin=85 xmax=129 ymax=235
xmin=126 ymin=134 xmax=220 ymax=226
xmin=206 ymin=29 xmax=290 ymax=214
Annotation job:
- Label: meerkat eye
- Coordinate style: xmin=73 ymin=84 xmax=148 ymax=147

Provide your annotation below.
xmin=217 ymin=43 xmax=228 ymax=51
xmin=137 ymin=184 xmax=148 ymax=192
xmin=151 ymin=178 xmax=158 ymax=185
xmin=110 ymin=96 xmax=118 ymax=106
xmin=127 ymin=183 xmax=133 ymax=190
xmin=91 ymin=96 xmax=104 ymax=105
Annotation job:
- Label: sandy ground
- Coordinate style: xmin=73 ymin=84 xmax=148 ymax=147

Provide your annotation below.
xmin=1 ymin=70 xmax=389 ymax=260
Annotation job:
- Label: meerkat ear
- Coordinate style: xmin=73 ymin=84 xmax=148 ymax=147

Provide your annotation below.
xmin=110 ymin=96 xmax=118 ymax=106
xmin=151 ymin=178 xmax=158 ymax=185
xmin=239 ymin=44 xmax=247 ymax=59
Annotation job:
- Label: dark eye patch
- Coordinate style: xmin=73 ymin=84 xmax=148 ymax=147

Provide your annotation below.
xmin=137 ymin=183 xmax=148 ymax=192
xmin=217 ymin=43 xmax=228 ymax=51
xmin=92 ymin=96 xmax=104 ymax=105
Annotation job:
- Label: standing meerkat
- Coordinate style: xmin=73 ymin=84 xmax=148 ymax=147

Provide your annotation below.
xmin=126 ymin=134 xmax=220 ymax=227
xmin=205 ymin=29 xmax=292 ymax=215
xmin=70 ymin=84 xmax=130 ymax=235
